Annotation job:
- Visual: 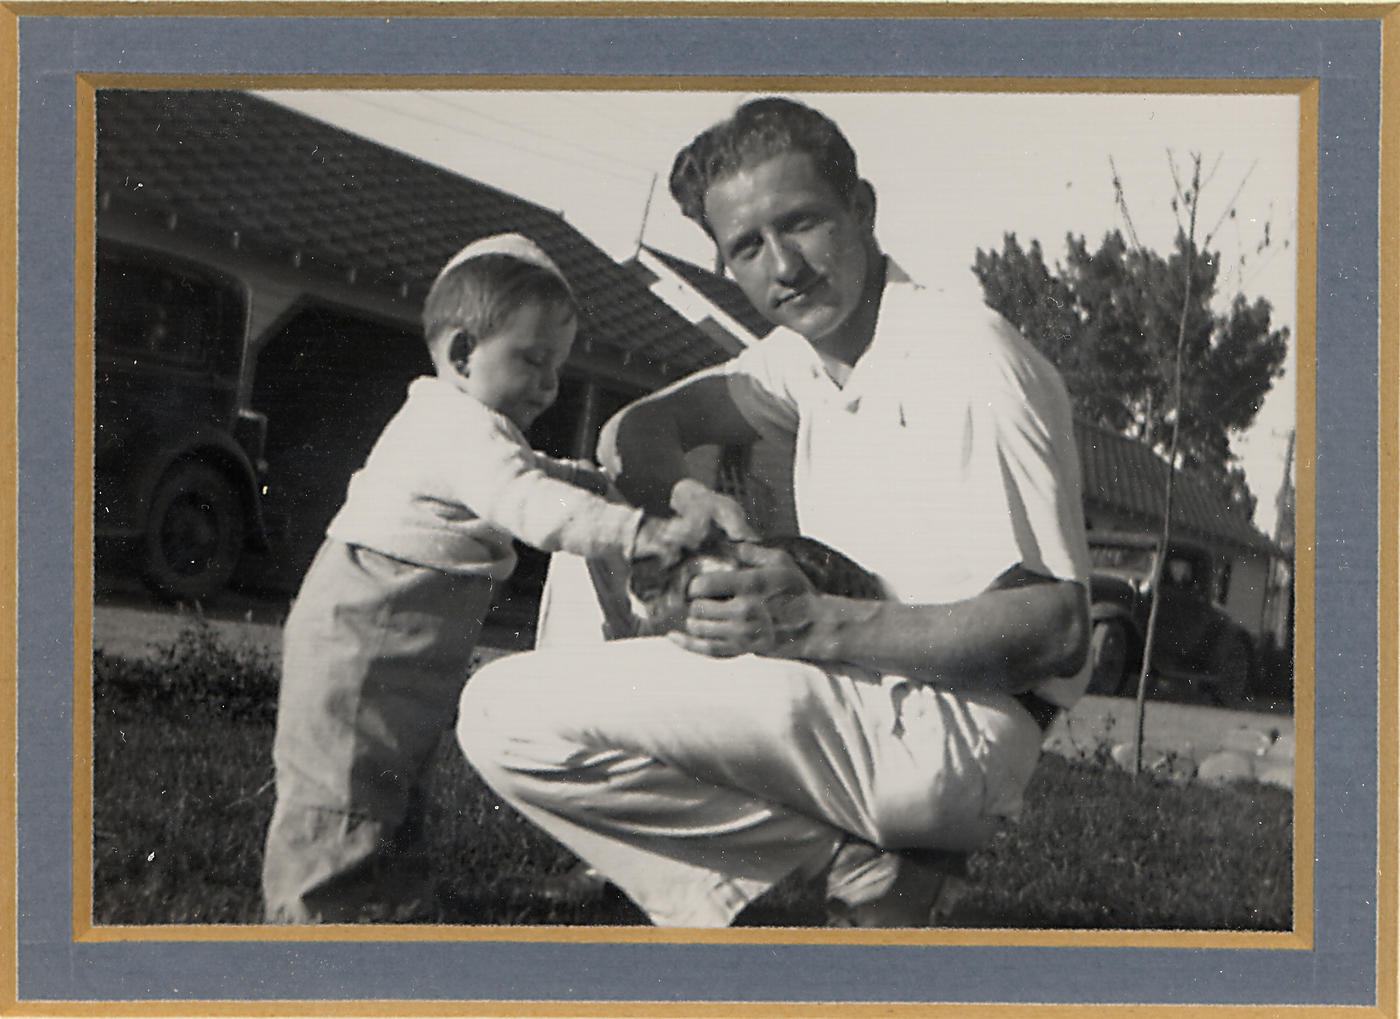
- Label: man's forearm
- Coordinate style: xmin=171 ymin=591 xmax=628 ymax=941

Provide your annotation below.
xmin=798 ymin=581 xmax=1089 ymax=694
xmin=599 ymin=374 xmax=766 ymax=514
xmin=596 ymin=404 xmax=693 ymax=513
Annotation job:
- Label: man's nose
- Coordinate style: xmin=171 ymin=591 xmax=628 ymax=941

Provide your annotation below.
xmin=768 ymin=237 xmax=806 ymax=282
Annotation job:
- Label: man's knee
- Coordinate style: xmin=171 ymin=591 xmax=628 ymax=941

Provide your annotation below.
xmin=456 ymin=653 xmax=516 ymax=760
xmin=456 ymin=648 xmax=568 ymax=763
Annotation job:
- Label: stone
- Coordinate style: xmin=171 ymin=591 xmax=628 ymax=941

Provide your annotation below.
xmin=1262 ymin=732 xmax=1296 ymax=762
xmin=1254 ymin=760 xmax=1295 ymax=791
xmin=1222 ymin=728 xmax=1273 ymax=756
xmin=1196 ymin=750 xmax=1256 ymax=785
xmin=1108 ymin=742 xmax=1176 ymax=774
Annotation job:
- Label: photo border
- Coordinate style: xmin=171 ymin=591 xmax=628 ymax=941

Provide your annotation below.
xmin=70 ymin=73 xmax=1321 ymax=956
xmin=3 ymin=3 xmax=1394 ymax=1014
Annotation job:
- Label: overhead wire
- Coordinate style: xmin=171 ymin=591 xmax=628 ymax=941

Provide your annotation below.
xmin=413 ymin=92 xmax=656 ymax=176
xmin=340 ymin=93 xmax=654 ymax=189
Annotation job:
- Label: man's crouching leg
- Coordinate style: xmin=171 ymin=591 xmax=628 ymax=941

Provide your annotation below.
xmin=457 ymin=640 xmax=850 ymax=927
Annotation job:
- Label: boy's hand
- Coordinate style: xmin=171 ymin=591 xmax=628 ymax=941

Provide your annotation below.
xmin=669 ymin=479 xmax=758 ymax=543
xmin=632 ymin=515 xmax=692 ymax=569
xmin=633 ymin=510 xmax=731 ymax=569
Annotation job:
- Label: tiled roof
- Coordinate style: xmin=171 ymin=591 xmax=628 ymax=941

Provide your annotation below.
xmin=95 ymin=91 xmax=730 ymax=386
xmin=642 ymin=246 xmax=776 ymax=340
xmin=1076 ymin=419 xmax=1273 ymax=554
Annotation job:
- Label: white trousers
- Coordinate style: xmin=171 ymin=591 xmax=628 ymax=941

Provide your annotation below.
xmin=456 ymin=637 xmax=1042 ymax=927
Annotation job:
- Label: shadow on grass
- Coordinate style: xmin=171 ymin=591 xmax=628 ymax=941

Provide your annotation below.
xmin=91 ymin=623 xmax=1292 ymax=930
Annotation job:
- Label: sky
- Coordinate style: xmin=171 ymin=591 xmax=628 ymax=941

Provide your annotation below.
xmin=258 ymin=87 xmax=1299 ymax=537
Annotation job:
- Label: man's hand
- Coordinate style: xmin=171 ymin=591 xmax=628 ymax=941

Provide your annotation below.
xmin=669 ymin=478 xmax=759 ymax=543
xmin=669 ymin=542 xmax=827 ymax=658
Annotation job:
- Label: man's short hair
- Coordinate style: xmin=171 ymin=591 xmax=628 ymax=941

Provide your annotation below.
xmin=422 ymin=252 xmax=576 ymax=358
xmin=668 ymin=97 xmax=860 ymax=234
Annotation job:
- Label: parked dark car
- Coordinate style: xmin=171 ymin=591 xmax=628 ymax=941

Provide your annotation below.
xmin=94 ymin=240 xmax=268 ymax=602
xmin=1086 ymin=531 xmax=1257 ymax=704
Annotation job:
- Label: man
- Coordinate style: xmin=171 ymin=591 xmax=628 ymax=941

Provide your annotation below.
xmin=457 ymin=97 xmax=1091 ymax=927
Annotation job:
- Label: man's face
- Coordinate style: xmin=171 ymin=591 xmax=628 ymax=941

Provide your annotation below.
xmin=702 ymin=151 xmax=876 ymax=343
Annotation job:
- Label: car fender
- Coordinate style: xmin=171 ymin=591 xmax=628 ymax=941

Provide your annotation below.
xmin=1090 ymin=600 xmax=1136 ymax=627
xmin=132 ymin=429 xmax=268 ymax=549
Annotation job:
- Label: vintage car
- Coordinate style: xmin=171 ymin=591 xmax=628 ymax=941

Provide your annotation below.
xmin=94 ymin=240 xmax=270 ymax=602
xmin=1086 ymin=531 xmax=1257 ymax=704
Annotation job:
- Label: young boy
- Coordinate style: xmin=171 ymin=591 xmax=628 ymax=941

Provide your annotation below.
xmin=261 ymin=234 xmax=720 ymax=924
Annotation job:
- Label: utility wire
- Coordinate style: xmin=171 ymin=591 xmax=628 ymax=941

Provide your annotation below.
xmin=414 ymin=93 xmax=655 ymax=175
xmin=342 ymin=94 xmax=652 ymax=188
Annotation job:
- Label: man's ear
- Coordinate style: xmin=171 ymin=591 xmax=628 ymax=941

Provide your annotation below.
xmin=851 ymin=179 xmax=877 ymax=233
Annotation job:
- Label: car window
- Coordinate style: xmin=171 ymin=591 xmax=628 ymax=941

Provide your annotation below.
xmin=1165 ymin=556 xmax=1194 ymax=588
xmin=1089 ymin=544 xmax=1154 ymax=573
xmin=96 ymin=247 xmax=244 ymax=371
xmin=1215 ymin=558 xmax=1232 ymax=603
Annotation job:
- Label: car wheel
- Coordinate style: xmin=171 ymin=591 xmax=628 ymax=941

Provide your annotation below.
xmin=1206 ymin=630 xmax=1255 ymax=707
xmin=1088 ymin=619 xmax=1133 ymax=696
xmin=141 ymin=461 xmax=245 ymax=602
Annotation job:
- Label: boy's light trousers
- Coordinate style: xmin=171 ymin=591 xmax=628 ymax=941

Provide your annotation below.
xmin=263 ymin=539 xmax=491 ymax=923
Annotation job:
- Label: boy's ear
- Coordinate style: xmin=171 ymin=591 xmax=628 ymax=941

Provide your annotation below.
xmin=447 ymin=330 xmax=474 ymax=375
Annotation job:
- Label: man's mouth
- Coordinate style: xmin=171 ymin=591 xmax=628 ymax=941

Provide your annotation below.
xmin=775 ymin=279 xmax=823 ymax=307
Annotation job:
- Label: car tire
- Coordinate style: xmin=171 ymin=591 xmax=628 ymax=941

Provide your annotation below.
xmin=1088 ymin=618 xmax=1133 ymax=697
xmin=141 ymin=460 xmax=245 ymax=603
xmin=1206 ymin=630 xmax=1255 ymax=707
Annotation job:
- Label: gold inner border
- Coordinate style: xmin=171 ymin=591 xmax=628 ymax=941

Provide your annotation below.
xmin=1 ymin=1002 xmax=1386 ymax=1019
xmin=0 ymin=1002 xmax=1385 ymax=1019
xmin=67 ymin=71 xmax=1318 ymax=954
xmin=1377 ymin=7 xmax=1399 ymax=1017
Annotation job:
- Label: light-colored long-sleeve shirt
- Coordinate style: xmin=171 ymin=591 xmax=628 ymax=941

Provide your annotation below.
xmin=327 ymin=376 xmax=642 ymax=580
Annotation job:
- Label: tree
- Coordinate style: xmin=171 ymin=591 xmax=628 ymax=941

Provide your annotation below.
xmin=973 ymin=227 xmax=1288 ymax=514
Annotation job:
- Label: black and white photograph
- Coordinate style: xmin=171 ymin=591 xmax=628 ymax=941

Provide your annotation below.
xmin=8 ymin=2 xmax=1395 ymax=1012
xmin=88 ymin=84 xmax=1301 ymax=933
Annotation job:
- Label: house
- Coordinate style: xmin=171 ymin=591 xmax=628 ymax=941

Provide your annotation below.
xmin=93 ymin=90 xmax=734 ymax=607
xmin=1075 ymin=420 xmax=1287 ymax=644
xmin=632 ymin=245 xmax=776 ymax=349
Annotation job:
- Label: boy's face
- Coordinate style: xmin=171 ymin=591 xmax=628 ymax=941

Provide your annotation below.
xmin=459 ymin=300 xmax=575 ymax=431
xmin=702 ymin=150 xmax=876 ymax=345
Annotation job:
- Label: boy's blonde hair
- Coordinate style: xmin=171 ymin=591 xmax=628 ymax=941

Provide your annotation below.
xmin=423 ymin=234 xmax=576 ymax=369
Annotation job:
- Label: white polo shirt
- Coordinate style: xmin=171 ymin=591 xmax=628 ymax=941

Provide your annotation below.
xmin=719 ymin=269 xmax=1093 ymax=707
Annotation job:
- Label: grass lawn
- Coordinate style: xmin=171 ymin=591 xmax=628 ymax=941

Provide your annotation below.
xmin=91 ymin=623 xmax=1292 ymax=929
